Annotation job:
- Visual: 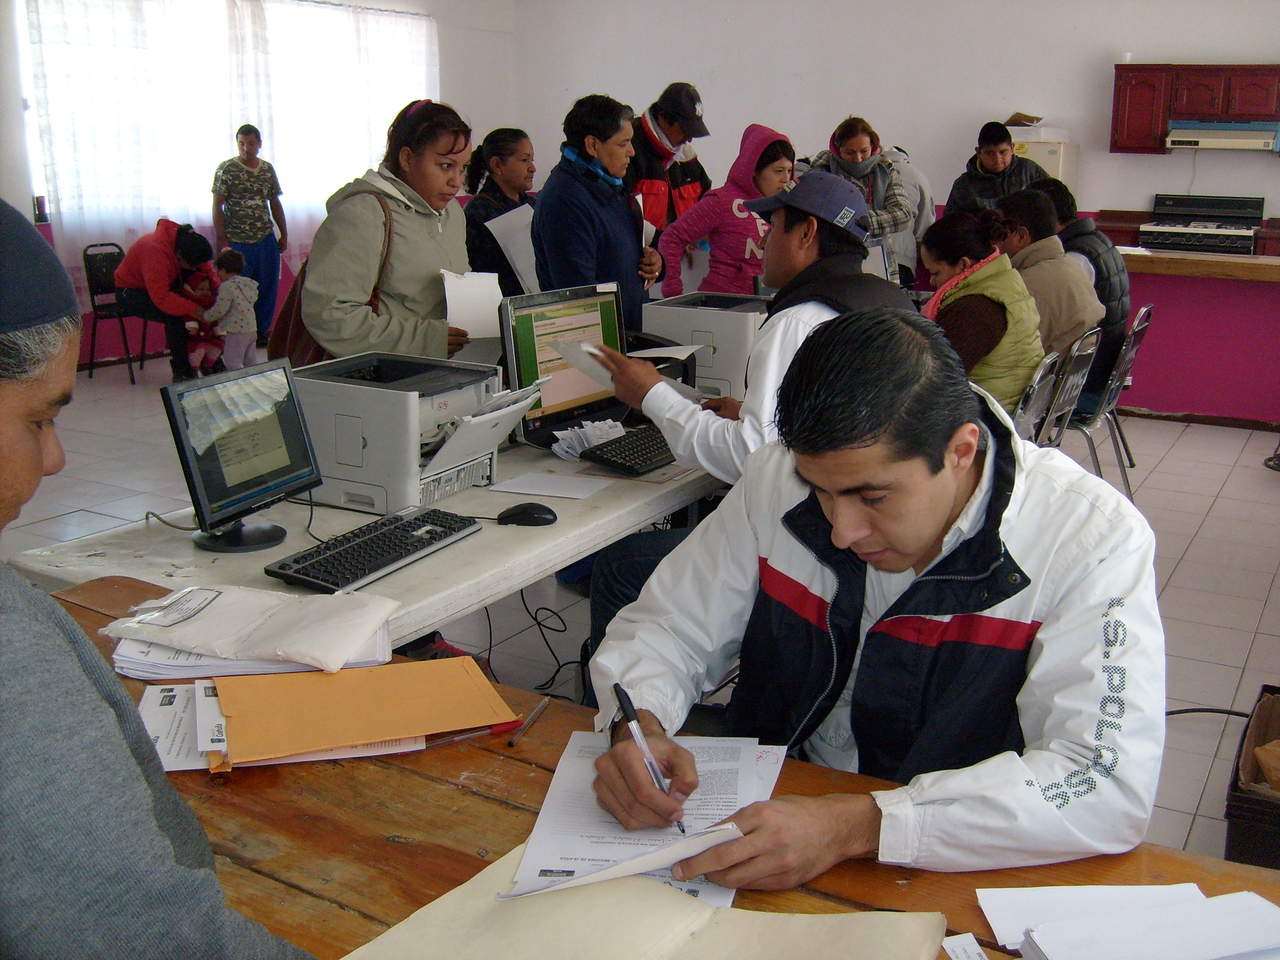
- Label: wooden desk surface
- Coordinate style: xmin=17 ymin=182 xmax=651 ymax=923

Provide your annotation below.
xmin=1117 ymin=246 xmax=1280 ymax=283
xmin=56 ymin=577 xmax=1280 ymax=960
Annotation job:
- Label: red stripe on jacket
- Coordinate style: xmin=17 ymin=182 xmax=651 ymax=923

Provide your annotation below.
xmin=875 ymin=614 xmax=1041 ymax=651
xmin=758 ymin=558 xmax=829 ymax=630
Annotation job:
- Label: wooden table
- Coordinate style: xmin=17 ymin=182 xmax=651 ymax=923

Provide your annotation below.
xmin=16 ymin=443 xmax=722 ymax=646
xmin=56 ymin=577 xmax=1280 ymax=959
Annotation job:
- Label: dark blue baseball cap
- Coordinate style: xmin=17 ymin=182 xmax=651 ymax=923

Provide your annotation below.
xmin=743 ymin=169 xmax=870 ymax=242
xmin=0 ymin=199 xmax=79 ymax=335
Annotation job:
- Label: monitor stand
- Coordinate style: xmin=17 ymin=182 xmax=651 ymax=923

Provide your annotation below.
xmin=192 ymin=520 xmax=288 ymax=554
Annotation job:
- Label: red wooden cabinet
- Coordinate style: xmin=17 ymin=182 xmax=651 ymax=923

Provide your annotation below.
xmin=1111 ymin=63 xmax=1280 ymax=154
xmin=1111 ymin=66 xmax=1173 ymax=153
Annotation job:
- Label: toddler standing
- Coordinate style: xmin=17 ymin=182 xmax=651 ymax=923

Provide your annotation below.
xmin=205 ymin=249 xmax=260 ymax=370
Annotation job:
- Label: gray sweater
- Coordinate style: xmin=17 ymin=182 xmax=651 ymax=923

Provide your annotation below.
xmin=0 ymin=563 xmax=314 ymax=959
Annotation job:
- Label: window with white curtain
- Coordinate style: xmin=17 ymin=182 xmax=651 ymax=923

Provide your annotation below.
xmin=19 ymin=0 xmax=438 ymax=284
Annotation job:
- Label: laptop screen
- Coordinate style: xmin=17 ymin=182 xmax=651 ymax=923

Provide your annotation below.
xmin=501 ymin=284 xmax=626 ymax=442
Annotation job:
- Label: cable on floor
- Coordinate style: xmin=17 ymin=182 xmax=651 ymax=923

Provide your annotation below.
xmin=1165 ymin=707 xmax=1250 ymax=719
xmin=520 ymin=588 xmax=583 ymax=692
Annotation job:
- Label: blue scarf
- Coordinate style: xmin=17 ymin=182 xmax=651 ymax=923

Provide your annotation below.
xmin=560 ymin=144 xmax=624 ymax=188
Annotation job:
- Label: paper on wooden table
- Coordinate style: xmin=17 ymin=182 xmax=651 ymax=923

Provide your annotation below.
xmin=214 ymin=658 xmax=515 ymax=764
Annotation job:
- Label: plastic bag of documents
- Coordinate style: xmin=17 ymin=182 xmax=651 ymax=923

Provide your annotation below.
xmin=103 ymin=584 xmax=399 ymax=673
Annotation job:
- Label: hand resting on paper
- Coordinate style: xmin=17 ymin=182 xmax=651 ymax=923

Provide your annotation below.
xmin=592 ymin=345 xmax=663 ymax=410
xmin=593 ymin=708 xmax=698 ymax=829
xmin=446 ymin=326 xmax=471 ymax=357
xmin=671 ymin=793 xmax=882 ymax=891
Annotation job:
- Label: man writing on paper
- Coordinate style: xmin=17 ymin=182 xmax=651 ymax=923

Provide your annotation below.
xmin=590 ymin=307 xmax=1164 ymax=884
xmin=0 ymin=200 xmax=313 ymax=959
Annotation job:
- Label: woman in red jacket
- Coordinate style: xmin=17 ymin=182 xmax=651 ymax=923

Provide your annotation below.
xmin=115 ymin=220 xmax=216 ymax=381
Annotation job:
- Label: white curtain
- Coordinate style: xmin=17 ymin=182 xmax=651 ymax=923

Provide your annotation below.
xmin=20 ymin=0 xmax=438 ymax=298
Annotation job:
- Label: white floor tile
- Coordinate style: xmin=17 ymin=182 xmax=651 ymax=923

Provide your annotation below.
xmin=1196 ymin=757 xmax=1235 ymax=819
xmin=1233 ymin=670 xmax=1280 ymax=713
xmin=1159 ymin=587 xmax=1264 ymax=633
xmin=1260 ymin=598 xmax=1280 ymax=637
xmin=1141 ymin=470 xmax=1227 ymax=497
xmin=1152 ymin=530 xmax=1194 ymax=560
xmin=1155 ymin=555 xmax=1176 ymax=593
xmin=1219 ymin=467 xmax=1280 ymax=506
xmin=0 ymin=528 xmax=59 ymax=561
xmin=32 ymin=475 xmax=142 ymax=509
xmin=94 ymin=492 xmax=191 ymax=522
xmin=497 ymin=620 xmax=587 ymax=664
xmin=1181 ymin=537 xmax=1280 ymax=575
xmin=1155 ymin=747 xmax=1215 ymax=813
xmin=1246 ymin=633 xmax=1280 ymax=674
xmin=1148 ymin=459 xmax=1234 ymax=483
xmin=17 ymin=510 xmax=132 ymax=542
xmin=1145 ymin=806 xmax=1193 ymax=849
xmin=1167 ymin=560 xmax=1275 ymax=602
xmin=1139 ymin=506 xmax=1208 ymax=536
xmin=1185 ymin=816 xmax=1228 ymax=858
xmin=1207 ymin=497 xmax=1280 ymax=526
xmin=1195 ymin=516 xmax=1280 ymax=550
xmin=1164 ymin=655 xmax=1242 ymax=708
xmin=9 ymin=496 xmax=80 ymax=527
xmin=1164 ymin=699 xmax=1228 ymax=757
xmin=1162 ymin=619 xmax=1254 ymax=668
xmin=488 ymin=649 xmax=573 ymax=694
xmin=1219 ymin=715 xmax=1248 ymax=760
xmin=1134 ymin=488 xmax=1215 ymax=518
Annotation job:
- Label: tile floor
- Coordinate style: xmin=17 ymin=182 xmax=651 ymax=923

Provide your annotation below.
xmin=4 ymin=358 xmax=1280 ymax=862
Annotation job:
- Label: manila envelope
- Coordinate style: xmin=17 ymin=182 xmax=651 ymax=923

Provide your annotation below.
xmin=214 ymin=658 xmax=516 ymax=764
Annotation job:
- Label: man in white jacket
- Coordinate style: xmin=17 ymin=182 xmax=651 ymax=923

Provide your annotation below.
xmin=591 ymin=308 xmax=1164 ymax=885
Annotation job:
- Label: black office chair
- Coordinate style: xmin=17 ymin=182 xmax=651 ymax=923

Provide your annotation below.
xmin=1036 ymin=328 xmax=1100 ymax=448
xmin=81 ymin=243 xmax=136 ymax=383
xmin=1010 ymin=351 xmax=1061 ymax=442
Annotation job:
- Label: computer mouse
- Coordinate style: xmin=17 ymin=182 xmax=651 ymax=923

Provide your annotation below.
xmin=496 ymin=502 xmax=558 ymax=526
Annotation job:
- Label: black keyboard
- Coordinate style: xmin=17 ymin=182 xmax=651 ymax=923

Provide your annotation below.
xmin=579 ymin=424 xmax=676 ymax=476
xmin=264 ymin=506 xmax=480 ymax=593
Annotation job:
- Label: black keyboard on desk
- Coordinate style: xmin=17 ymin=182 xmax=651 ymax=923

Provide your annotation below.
xmin=264 ymin=506 xmax=480 ymax=593
xmin=579 ymin=424 xmax=676 ymax=476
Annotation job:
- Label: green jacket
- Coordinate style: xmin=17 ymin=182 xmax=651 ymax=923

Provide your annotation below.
xmin=942 ymin=254 xmax=1044 ymax=412
xmin=302 ymin=166 xmax=468 ymax=359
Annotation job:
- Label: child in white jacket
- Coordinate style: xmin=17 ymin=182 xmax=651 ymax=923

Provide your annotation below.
xmin=205 ymin=249 xmax=260 ymax=370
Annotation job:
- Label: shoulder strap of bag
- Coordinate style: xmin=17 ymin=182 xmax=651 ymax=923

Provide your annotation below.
xmin=346 ymin=190 xmax=394 ymax=315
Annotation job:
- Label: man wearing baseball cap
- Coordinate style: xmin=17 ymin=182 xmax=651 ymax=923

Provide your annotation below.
xmin=0 ymin=200 xmax=313 ymax=958
xmin=584 ymin=171 xmax=913 ymax=704
xmin=627 ymin=81 xmax=714 ymax=234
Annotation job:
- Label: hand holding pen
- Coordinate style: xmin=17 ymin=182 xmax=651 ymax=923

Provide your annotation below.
xmin=591 ymin=683 xmax=699 ymax=833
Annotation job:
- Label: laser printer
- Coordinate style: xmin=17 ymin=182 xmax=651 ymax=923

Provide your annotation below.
xmin=293 ymin=353 xmax=538 ymax=515
xmin=642 ymin=292 xmax=771 ymax=399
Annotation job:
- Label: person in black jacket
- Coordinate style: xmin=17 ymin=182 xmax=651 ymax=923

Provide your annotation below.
xmin=944 ymin=121 xmax=1048 ymax=215
xmin=626 ymin=82 xmax=713 ymax=237
xmin=464 ymin=127 xmax=536 ymax=296
xmin=1028 ymin=177 xmax=1131 ymax=397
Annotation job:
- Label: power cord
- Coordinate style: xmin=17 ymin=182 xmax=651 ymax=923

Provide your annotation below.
xmin=144 ymin=511 xmax=197 ymax=531
xmin=520 ymin=588 xmax=583 ymax=692
xmin=483 ymin=607 xmax=499 ymax=684
xmin=1166 ymin=707 xmax=1250 ymax=719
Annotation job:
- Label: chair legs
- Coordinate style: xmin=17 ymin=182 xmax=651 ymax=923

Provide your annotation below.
xmin=116 ymin=314 xmax=136 ymax=384
xmin=1104 ymin=413 xmax=1134 ymax=501
xmin=1114 ymin=417 xmax=1137 ymax=469
xmin=1070 ymin=417 xmax=1135 ymax=502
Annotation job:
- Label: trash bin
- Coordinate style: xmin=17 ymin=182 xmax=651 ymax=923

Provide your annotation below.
xmin=1224 ymin=684 xmax=1280 ymax=868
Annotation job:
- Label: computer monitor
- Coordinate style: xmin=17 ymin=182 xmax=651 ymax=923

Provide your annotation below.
xmin=160 ymin=359 xmax=323 ymax=553
xmin=499 ymin=283 xmax=628 ymax=447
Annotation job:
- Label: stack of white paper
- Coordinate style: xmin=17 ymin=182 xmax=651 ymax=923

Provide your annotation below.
xmin=502 ymin=730 xmax=786 ymax=907
xmin=550 ymin=419 xmax=626 ymax=462
xmin=112 ymin=627 xmax=390 ymax=680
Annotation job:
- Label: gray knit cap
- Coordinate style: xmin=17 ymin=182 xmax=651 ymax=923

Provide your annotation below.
xmin=0 ymin=199 xmax=79 ymax=334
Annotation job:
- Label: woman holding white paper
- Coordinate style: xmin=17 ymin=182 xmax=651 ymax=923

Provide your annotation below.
xmin=465 ymin=128 xmax=537 ymax=297
xmin=302 ymin=99 xmax=472 ymax=358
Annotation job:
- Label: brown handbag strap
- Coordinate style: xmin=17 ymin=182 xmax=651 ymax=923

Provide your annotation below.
xmin=343 ymin=190 xmax=395 ymax=315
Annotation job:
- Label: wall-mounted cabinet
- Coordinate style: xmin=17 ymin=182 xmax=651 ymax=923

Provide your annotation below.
xmin=1111 ymin=63 xmax=1280 ymax=153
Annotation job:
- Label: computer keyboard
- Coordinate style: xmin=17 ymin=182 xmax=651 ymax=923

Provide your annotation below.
xmin=579 ymin=424 xmax=676 ymax=476
xmin=264 ymin=506 xmax=480 ymax=593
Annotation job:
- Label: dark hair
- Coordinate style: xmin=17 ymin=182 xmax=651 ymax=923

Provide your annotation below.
xmin=1027 ymin=177 xmax=1078 ymax=225
xmin=780 ymin=205 xmax=869 ymax=260
xmin=215 ymin=249 xmax=245 ymax=273
xmin=466 ymin=127 xmax=530 ymax=194
xmin=754 ymin=139 xmax=795 ymax=174
xmin=563 ymin=94 xmax=634 ymax=154
xmin=920 ymin=210 xmax=1006 ymax=264
xmin=383 ymin=100 xmax=471 ymax=177
xmin=996 ymin=189 xmax=1058 ymax=242
xmin=236 ymin=123 xmax=261 ymax=142
xmin=832 ymin=116 xmax=880 ymax=153
xmin=174 ymin=225 xmax=213 ymax=266
xmin=977 ymin=121 xmax=1012 ymax=148
xmin=775 ymin=308 xmax=981 ymax=471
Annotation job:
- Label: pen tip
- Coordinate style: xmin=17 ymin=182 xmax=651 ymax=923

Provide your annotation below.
xmin=677 ymin=821 xmax=686 ymax=834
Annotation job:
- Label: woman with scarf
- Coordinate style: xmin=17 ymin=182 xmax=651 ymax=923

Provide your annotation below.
xmin=531 ymin=94 xmax=661 ymax=330
xmin=464 ymin=128 xmax=536 ymax=296
xmin=919 ymin=209 xmax=1044 ymax=413
xmin=806 ymin=116 xmax=913 ymax=282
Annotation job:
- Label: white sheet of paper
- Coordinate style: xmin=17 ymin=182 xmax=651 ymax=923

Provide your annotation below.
xmin=138 ymin=684 xmax=207 ymax=771
xmin=193 ymin=678 xmax=228 ymax=752
xmin=554 ymin=339 xmax=613 ymax=389
xmin=627 ymin=344 xmax=707 ymax=361
xmin=483 ymin=203 xmax=539 ymax=293
xmin=442 ymin=270 xmax=504 ymax=339
xmin=503 ymin=731 xmax=767 ymax=906
xmin=941 ymin=933 xmax=987 ymax=960
xmin=977 ymin=883 xmax=1205 ymax=950
xmin=488 ymin=471 xmax=613 ymax=499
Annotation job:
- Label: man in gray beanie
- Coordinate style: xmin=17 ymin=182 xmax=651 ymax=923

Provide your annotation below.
xmin=0 ymin=199 xmax=314 ymax=958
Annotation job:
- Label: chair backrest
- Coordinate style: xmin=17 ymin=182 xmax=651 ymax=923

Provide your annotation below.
xmin=1011 ymin=351 xmax=1060 ymax=441
xmin=1091 ymin=303 xmax=1154 ymax=422
xmin=1037 ymin=327 xmax=1101 ymax=447
xmin=82 ymin=243 xmax=125 ymax=308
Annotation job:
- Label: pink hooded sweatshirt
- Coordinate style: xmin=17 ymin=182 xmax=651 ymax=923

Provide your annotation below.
xmin=658 ymin=123 xmax=789 ymax=297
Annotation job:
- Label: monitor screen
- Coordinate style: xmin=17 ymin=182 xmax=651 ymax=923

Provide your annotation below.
xmin=501 ymin=284 xmax=625 ymax=438
xmin=160 ymin=359 xmax=321 ymax=548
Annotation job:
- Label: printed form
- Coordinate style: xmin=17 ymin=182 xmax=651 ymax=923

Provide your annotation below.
xmin=504 ymin=731 xmax=784 ymax=906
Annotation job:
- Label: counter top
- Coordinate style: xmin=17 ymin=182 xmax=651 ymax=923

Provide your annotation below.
xmin=1116 ymin=246 xmax=1280 ymax=282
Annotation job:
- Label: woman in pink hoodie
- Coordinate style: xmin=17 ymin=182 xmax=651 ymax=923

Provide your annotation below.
xmin=658 ymin=124 xmax=792 ymax=297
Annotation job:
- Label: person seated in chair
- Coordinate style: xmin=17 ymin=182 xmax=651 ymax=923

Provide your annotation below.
xmin=995 ymin=190 xmax=1104 ymax=358
xmin=944 ymin=121 xmax=1049 ymax=215
xmin=590 ymin=307 xmax=1164 ymax=884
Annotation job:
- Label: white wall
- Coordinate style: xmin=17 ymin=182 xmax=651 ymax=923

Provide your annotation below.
xmin=510 ymin=0 xmax=1280 ymax=214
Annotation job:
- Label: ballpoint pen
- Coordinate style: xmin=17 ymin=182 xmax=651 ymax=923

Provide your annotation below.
xmin=507 ymin=695 xmax=551 ymax=747
xmin=612 ymin=682 xmax=685 ymax=834
xmin=424 ymin=719 xmax=522 ymax=749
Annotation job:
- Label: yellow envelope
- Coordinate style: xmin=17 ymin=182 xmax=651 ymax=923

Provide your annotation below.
xmin=214 ymin=658 xmax=516 ymax=764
